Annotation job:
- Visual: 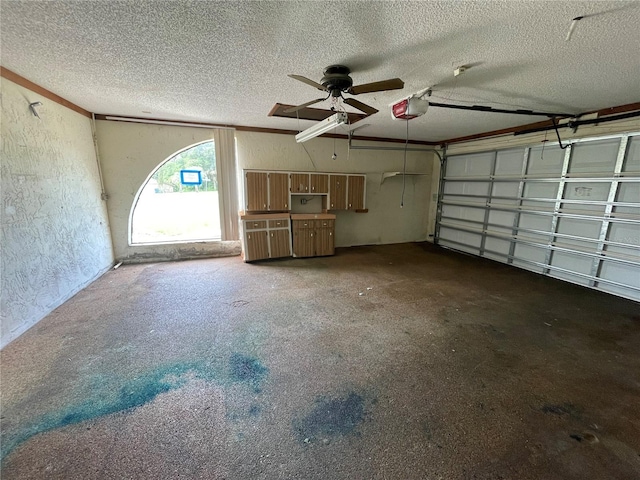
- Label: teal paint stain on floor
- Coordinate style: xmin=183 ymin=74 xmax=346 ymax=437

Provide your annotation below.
xmin=1 ymin=353 xmax=268 ymax=462
xmin=229 ymin=352 xmax=269 ymax=392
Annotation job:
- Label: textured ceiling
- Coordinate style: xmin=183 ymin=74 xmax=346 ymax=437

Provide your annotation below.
xmin=2 ymin=1 xmax=639 ymax=142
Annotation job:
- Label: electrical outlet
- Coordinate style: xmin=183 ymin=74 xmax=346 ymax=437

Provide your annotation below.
xmin=301 ymin=198 xmax=307 ymax=205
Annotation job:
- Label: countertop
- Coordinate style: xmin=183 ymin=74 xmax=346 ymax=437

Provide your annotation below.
xmin=290 ymin=213 xmax=336 ymax=220
xmin=239 ymin=212 xmax=290 ymax=221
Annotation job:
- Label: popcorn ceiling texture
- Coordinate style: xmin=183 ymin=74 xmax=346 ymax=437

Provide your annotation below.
xmin=1 ymin=1 xmax=639 ymax=142
xmin=0 ymin=78 xmax=114 ymax=348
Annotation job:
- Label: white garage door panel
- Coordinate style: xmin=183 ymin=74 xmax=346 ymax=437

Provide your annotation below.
xmin=608 ymin=223 xmax=640 ymax=246
xmin=519 ymin=213 xmax=553 ymax=232
xmin=488 ymin=210 xmax=516 ymax=227
xmin=570 ymin=139 xmax=621 ymax=173
xmin=599 ymin=262 xmax=640 ymax=289
xmin=495 ymin=149 xmax=526 ymax=175
xmin=527 ymin=146 xmax=566 ymax=175
xmin=437 ymin=132 xmax=640 ymax=302
xmin=550 ymin=252 xmax=593 ymax=286
xmin=441 ymin=204 xmax=486 ymax=223
xmin=484 ymin=237 xmax=511 ymax=257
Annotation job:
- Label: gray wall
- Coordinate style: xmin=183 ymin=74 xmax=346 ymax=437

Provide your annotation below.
xmin=1 ymin=79 xmax=114 ymax=348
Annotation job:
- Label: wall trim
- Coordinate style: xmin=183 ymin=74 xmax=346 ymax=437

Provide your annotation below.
xmin=0 ymin=67 xmax=92 ymax=118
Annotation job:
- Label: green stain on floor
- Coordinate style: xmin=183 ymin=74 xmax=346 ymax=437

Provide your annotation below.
xmin=1 ymin=353 xmax=268 ymax=462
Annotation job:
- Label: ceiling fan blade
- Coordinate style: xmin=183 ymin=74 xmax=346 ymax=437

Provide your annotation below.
xmin=344 ymin=98 xmax=379 ymax=115
xmin=348 ymin=78 xmax=404 ymax=95
xmin=283 ymin=98 xmax=327 ymax=113
xmin=288 ymin=74 xmax=329 ymax=91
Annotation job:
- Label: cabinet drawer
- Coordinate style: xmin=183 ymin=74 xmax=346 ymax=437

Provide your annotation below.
xmin=294 ymin=220 xmax=313 ymax=229
xmin=269 ymin=219 xmax=289 ymax=229
xmin=317 ymin=219 xmax=334 ymax=229
xmin=245 ymin=220 xmax=267 ymax=230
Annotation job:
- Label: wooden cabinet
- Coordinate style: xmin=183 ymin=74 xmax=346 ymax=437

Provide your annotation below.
xmin=241 ymin=214 xmax=292 ymax=262
xmin=347 ymin=175 xmax=365 ymax=210
xmin=245 ymin=230 xmax=269 ymax=261
xmin=268 ymin=172 xmax=289 ymax=210
xmin=244 ymin=170 xmax=366 ymax=213
xmin=290 ymin=173 xmax=310 ymax=193
xmin=292 ymin=216 xmax=335 ymax=258
xmin=315 ymin=219 xmax=335 ymax=256
xmin=310 ymin=174 xmax=329 ymax=194
xmin=245 ymin=172 xmax=268 ymax=211
xmin=269 ymin=229 xmax=291 ymax=258
xmin=292 ymin=220 xmax=315 ymax=257
xmin=329 ymin=175 xmax=347 ymax=210
xmin=245 ymin=171 xmax=289 ymax=212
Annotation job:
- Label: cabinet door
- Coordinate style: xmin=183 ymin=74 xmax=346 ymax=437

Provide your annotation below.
xmin=292 ymin=220 xmax=315 ymax=257
xmin=347 ymin=175 xmax=365 ymax=210
xmin=290 ymin=173 xmax=310 ymax=193
xmin=329 ymin=175 xmax=347 ymax=210
xmin=245 ymin=230 xmax=269 ymax=261
xmin=310 ymin=174 xmax=329 ymax=194
xmin=316 ymin=220 xmax=335 ymax=256
xmin=268 ymin=172 xmax=289 ymax=210
xmin=246 ymin=172 xmax=268 ymax=211
xmin=269 ymin=229 xmax=291 ymax=258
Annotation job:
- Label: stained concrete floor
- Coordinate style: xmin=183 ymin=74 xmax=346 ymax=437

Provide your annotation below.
xmin=1 ymin=242 xmax=639 ymax=479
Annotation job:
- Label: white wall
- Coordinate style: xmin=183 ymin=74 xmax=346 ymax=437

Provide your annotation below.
xmin=1 ymin=79 xmax=114 ymax=348
xmin=95 ymin=120 xmax=240 ymax=262
xmin=236 ymin=131 xmax=438 ymax=247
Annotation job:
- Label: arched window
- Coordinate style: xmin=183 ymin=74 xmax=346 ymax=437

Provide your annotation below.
xmin=130 ymin=141 xmax=221 ymax=244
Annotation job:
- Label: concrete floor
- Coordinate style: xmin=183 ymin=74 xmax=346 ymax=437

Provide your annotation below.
xmin=2 ymin=242 xmax=639 ymax=479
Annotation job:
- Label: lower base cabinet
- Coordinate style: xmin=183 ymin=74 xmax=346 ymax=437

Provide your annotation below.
xmin=242 ymin=215 xmax=292 ymax=262
xmin=292 ymin=219 xmax=335 ymax=257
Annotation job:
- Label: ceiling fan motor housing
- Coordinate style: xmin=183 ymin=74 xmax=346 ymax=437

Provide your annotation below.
xmin=321 ymin=64 xmax=353 ymax=96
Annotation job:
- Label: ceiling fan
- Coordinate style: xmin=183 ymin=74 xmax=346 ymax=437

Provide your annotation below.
xmin=285 ymin=64 xmax=404 ymax=116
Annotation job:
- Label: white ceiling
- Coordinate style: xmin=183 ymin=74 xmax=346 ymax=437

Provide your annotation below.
xmin=2 ymin=1 xmax=639 ymax=142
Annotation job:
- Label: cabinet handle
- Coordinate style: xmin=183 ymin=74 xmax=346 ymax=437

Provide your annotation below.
xmin=263 ymin=204 xmax=266 ymax=209
xmin=312 ymin=186 xmax=315 ymax=191
xmin=285 ymin=203 xmax=287 ymax=208
xmin=248 ymin=234 xmax=251 ymax=239
xmin=271 ymin=233 xmax=273 ymax=237
xmin=329 ymin=232 xmax=332 ymax=236
xmin=349 ymin=203 xmax=352 ymax=207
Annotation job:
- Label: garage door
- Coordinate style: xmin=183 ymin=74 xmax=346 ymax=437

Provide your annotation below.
xmin=436 ymin=132 xmax=640 ymax=301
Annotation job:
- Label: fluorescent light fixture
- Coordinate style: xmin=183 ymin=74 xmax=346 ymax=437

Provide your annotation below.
xmin=295 ymin=112 xmax=348 ymax=143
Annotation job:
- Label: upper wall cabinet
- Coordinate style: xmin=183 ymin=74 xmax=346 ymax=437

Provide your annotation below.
xmin=290 ymin=173 xmax=310 ymax=193
xmin=245 ymin=171 xmax=289 ymax=212
xmin=347 ymin=175 xmax=366 ymax=210
xmin=329 ymin=175 xmax=347 ymax=210
xmin=310 ymin=174 xmax=329 ymax=194
xmin=329 ymin=174 xmax=366 ymax=211
xmin=243 ymin=170 xmax=366 ymax=213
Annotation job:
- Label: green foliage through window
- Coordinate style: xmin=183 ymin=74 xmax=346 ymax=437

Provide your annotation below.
xmin=152 ymin=142 xmax=217 ymax=193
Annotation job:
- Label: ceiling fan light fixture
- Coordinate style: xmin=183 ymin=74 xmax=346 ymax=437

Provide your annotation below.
xmin=295 ymin=112 xmax=348 ymax=143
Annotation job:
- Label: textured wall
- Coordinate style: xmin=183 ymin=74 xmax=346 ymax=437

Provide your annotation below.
xmin=95 ymin=121 xmax=241 ymax=262
xmin=236 ymin=131 xmax=438 ymax=247
xmin=1 ymin=79 xmax=114 ymax=348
